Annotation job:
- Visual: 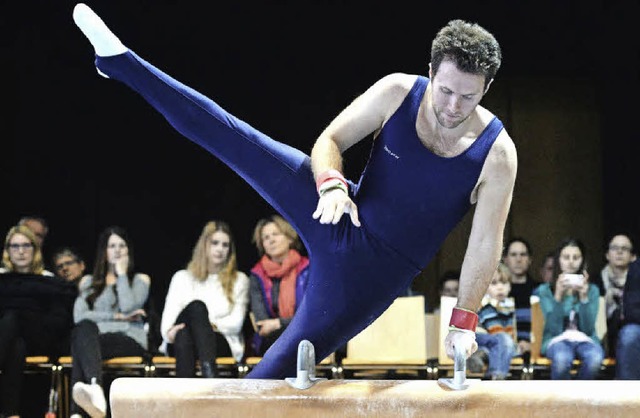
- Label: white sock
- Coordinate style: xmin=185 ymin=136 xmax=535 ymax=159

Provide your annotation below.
xmin=73 ymin=3 xmax=127 ymax=57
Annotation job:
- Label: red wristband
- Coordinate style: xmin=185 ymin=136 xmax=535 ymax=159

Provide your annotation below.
xmin=315 ymin=169 xmax=348 ymax=192
xmin=449 ymin=307 xmax=478 ymax=332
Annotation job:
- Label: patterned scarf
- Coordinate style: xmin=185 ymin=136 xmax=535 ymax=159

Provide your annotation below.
xmin=258 ymin=249 xmax=302 ymax=318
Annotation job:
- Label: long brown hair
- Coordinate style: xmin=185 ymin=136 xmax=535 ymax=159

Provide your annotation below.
xmin=187 ymin=221 xmax=238 ymax=304
xmin=86 ymin=226 xmax=135 ymax=309
xmin=550 ymin=237 xmax=588 ymax=293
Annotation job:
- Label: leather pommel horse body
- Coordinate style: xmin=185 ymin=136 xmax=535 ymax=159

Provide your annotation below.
xmin=110 ymin=377 xmax=640 ymax=418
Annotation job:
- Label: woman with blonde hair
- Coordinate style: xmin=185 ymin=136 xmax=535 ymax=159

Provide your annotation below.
xmin=0 ymin=226 xmax=76 ymax=418
xmin=160 ymin=220 xmax=249 ymax=377
xmin=249 ymin=215 xmax=310 ymax=356
xmin=1 ymin=224 xmax=52 ymax=276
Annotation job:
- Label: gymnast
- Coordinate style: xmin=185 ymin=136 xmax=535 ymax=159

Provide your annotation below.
xmin=72 ymin=3 xmax=517 ymax=382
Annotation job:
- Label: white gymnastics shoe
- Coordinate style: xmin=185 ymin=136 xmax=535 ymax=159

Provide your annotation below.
xmin=73 ymin=3 xmax=127 ymax=58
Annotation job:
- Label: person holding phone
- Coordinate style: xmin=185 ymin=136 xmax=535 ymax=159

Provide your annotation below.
xmin=69 ymin=226 xmax=150 ymax=418
xmin=536 ymin=237 xmax=604 ymax=380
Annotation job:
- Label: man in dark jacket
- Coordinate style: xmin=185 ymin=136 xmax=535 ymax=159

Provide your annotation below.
xmin=616 ymin=258 xmax=640 ymax=379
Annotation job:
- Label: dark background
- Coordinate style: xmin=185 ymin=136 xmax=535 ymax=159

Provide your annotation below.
xmin=1 ymin=0 xmax=638 ymax=316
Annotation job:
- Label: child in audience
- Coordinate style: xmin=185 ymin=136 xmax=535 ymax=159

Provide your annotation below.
xmin=473 ymin=263 xmax=518 ymax=379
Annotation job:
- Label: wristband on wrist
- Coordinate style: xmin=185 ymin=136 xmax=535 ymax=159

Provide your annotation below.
xmin=318 ymin=177 xmax=348 ymax=196
xmin=316 ymin=169 xmax=348 ymax=193
xmin=449 ymin=307 xmax=478 ymax=332
xmin=319 ymin=183 xmax=348 ymax=197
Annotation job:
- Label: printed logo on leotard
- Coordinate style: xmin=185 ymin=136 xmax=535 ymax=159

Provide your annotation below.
xmin=384 ymin=145 xmax=400 ymax=160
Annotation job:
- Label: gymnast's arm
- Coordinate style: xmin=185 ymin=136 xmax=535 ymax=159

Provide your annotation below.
xmin=445 ymin=131 xmax=517 ymax=356
xmin=310 ymin=73 xmax=413 ymax=225
xmin=457 ymin=131 xmax=517 ymax=312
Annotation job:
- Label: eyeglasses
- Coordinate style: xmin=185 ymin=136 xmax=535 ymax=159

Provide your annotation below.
xmin=609 ymin=245 xmax=632 ymax=253
xmin=8 ymin=243 xmax=34 ymax=251
xmin=56 ymin=260 xmax=79 ymax=270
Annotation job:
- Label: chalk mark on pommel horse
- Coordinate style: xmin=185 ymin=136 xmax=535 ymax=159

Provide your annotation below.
xmin=110 ymin=378 xmax=640 ymax=418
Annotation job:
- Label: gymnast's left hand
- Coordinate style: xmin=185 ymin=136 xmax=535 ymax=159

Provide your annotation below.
xmin=312 ymin=188 xmax=361 ymax=227
xmin=444 ymin=329 xmax=478 ymax=359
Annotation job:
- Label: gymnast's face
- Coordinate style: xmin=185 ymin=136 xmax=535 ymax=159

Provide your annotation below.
xmin=261 ymin=222 xmax=293 ymax=264
xmin=429 ymin=59 xmax=486 ymax=129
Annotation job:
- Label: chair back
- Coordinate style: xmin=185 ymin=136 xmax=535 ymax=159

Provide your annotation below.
xmin=345 ymin=295 xmax=427 ymax=364
xmin=529 ymin=295 xmax=544 ymax=361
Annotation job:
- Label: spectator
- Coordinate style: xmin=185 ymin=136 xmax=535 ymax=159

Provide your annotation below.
xmin=160 ymin=221 xmax=249 ymax=377
xmin=430 ymin=270 xmax=460 ymax=314
xmin=537 ymin=237 xmax=604 ymax=380
xmin=599 ymin=233 xmax=636 ymax=357
xmin=69 ymin=226 xmax=150 ymax=418
xmin=475 ymin=263 xmax=518 ymax=379
xmin=249 ymin=215 xmax=310 ymax=356
xmin=501 ymin=237 xmax=536 ymax=357
xmin=52 ymin=247 xmax=88 ymax=288
xmin=18 ymin=215 xmax=49 ymax=250
xmin=0 ymin=225 xmax=76 ymax=418
xmin=616 ymin=258 xmax=640 ymax=379
xmin=538 ymin=251 xmax=555 ymax=285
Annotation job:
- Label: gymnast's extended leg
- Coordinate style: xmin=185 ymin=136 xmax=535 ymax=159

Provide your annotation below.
xmin=72 ymin=3 xmax=420 ymax=379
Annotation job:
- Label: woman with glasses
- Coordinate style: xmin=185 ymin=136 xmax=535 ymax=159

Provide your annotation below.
xmin=0 ymin=225 xmax=77 ymax=418
xmin=69 ymin=226 xmax=150 ymax=418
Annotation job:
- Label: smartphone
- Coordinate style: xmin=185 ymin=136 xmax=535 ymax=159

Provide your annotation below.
xmin=565 ymin=273 xmax=584 ymax=286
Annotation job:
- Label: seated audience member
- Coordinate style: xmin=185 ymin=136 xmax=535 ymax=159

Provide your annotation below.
xmin=18 ymin=215 xmax=49 ymax=251
xmin=599 ymin=234 xmax=636 ymax=357
xmin=70 ymin=226 xmax=150 ymax=418
xmin=53 ymin=246 xmax=88 ymax=288
xmin=160 ymin=221 xmax=249 ymax=377
xmin=537 ymin=237 xmax=604 ymax=380
xmin=0 ymin=225 xmax=76 ymax=418
xmin=474 ymin=263 xmax=518 ymax=379
xmin=430 ymin=270 xmax=460 ymax=314
xmin=538 ymin=251 xmax=555 ymax=285
xmin=249 ymin=215 xmax=310 ymax=356
xmin=501 ymin=237 xmax=536 ymax=357
xmin=616 ymin=258 xmax=640 ymax=379
xmin=533 ymin=251 xmax=555 ymax=298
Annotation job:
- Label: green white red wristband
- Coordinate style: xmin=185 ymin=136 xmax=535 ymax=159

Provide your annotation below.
xmin=449 ymin=307 xmax=478 ymax=332
xmin=316 ymin=169 xmax=349 ymax=195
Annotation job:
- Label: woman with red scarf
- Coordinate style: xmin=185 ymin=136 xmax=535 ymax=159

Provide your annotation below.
xmin=249 ymin=215 xmax=310 ymax=356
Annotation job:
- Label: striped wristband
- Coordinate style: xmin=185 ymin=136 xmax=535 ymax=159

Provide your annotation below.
xmin=319 ymin=180 xmax=348 ymax=196
xmin=316 ymin=169 xmax=348 ymax=195
xmin=449 ymin=307 xmax=478 ymax=332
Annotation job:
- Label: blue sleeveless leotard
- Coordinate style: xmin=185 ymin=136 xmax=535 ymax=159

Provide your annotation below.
xmin=94 ymin=51 xmax=503 ymax=379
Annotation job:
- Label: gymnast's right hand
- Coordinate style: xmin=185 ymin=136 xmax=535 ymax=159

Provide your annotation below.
xmin=444 ymin=328 xmax=478 ymax=359
xmin=312 ymin=187 xmax=361 ymax=227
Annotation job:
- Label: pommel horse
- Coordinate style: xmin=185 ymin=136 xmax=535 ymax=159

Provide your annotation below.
xmin=109 ymin=341 xmax=640 ymax=418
